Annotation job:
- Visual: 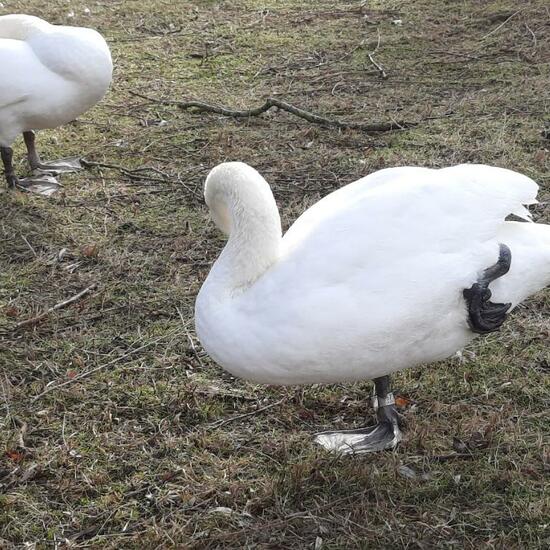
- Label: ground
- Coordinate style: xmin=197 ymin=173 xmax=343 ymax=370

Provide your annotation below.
xmin=0 ymin=0 xmax=549 ymax=548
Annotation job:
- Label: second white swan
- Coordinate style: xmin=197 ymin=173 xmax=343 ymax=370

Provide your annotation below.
xmin=0 ymin=14 xmax=112 ymax=191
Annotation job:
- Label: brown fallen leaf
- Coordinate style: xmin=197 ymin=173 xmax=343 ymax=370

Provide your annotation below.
xmin=395 ymin=395 xmax=412 ymax=408
xmin=81 ymin=244 xmax=99 ymax=258
xmin=5 ymin=306 xmax=19 ymax=318
xmin=5 ymin=450 xmax=25 ymax=463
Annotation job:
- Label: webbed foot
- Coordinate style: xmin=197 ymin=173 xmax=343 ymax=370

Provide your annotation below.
xmin=24 ymin=131 xmax=81 ymax=175
xmin=6 ymin=174 xmax=18 ymax=189
xmin=463 ymin=243 xmax=512 ymax=334
xmin=314 ymin=376 xmax=402 ymax=455
xmin=315 ymin=400 xmax=402 ymax=454
xmin=16 ymin=174 xmax=62 ymax=196
xmin=33 ymin=157 xmax=82 ymax=175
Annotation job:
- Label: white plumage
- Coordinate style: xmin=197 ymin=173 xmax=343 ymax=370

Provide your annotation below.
xmin=195 ymin=162 xmax=550 ymax=386
xmin=0 ymin=14 xmax=112 ymax=187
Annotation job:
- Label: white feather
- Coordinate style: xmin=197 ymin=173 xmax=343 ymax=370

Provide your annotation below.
xmin=195 ymin=163 xmax=550 ymax=385
xmin=0 ymin=14 xmax=112 ymax=146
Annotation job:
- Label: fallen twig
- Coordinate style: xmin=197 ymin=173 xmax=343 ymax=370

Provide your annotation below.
xmin=367 ymin=31 xmax=388 ymax=79
xmin=31 ymin=329 xmax=179 ymax=402
xmin=481 ymin=10 xmax=522 ymax=41
xmin=130 ymin=91 xmax=415 ymax=133
xmin=210 ymin=489 xmax=371 ymax=542
xmin=367 ymin=53 xmax=387 ymax=79
xmin=81 ymin=159 xmax=203 ymax=198
xmin=14 ymin=283 xmax=98 ymax=329
xmin=426 ymin=452 xmax=475 ymax=461
xmin=209 ymin=398 xmax=286 ymax=429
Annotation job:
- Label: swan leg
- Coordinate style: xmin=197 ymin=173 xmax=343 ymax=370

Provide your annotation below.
xmin=314 ymin=375 xmax=402 ymax=455
xmin=463 ymin=243 xmax=512 ymax=334
xmin=1 ymin=146 xmax=18 ymax=188
xmin=24 ymin=131 xmax=82 ymax=174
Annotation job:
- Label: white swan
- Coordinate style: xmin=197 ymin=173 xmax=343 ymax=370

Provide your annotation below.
xmin=195 ymin=162 xmax=550 ymax=454
xmin=0 ymin=14 xmax=112 ymax=192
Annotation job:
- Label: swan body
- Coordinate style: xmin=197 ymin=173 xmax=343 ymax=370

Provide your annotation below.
xmin=195 ymin=163 xmax=550 ymax=387
xmin=0 ymin=14 xmax=112 ymax=146
xmin=0 ymin=14 xmax=112 ymax=191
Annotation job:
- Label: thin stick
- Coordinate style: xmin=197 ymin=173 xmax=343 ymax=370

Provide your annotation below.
xmin=31 ymin=330 xmax=177 ymax=402
xmin=481 ymin=10 xmax=522 ymax=40
xmin=209 ymin=398 xmax=286 ymax=429
xmin=129 ymin=91 xmax=415 ymax=133
xmin=14 ymin=283 xmax=98 ymax=329
xmin=367 ymin=53 xmax=387 ymax=79
xmin=367 ymin=30 xmax=387 ymax=79
xmin=21 ymin=235 xmax=37 ymax=258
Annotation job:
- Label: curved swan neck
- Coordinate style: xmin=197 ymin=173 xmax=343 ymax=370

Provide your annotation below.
xmin=203 ymin=162 xmax=282 ymax=296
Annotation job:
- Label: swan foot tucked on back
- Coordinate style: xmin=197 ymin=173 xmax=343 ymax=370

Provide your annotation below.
xmin=315 ymin=375 xmax=402 ymax=454
xmin=463 ymin=243 xmax=512 ymax=334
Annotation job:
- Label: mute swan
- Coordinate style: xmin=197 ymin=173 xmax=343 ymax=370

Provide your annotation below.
xmin=195 ymin=162 xmax=550 ymax=454
xmin=0 ymin=14 xmax=112 ymax=192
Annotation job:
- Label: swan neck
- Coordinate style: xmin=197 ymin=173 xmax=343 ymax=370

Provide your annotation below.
xmin=211 ymin=213 xmax=281 ymax=296
xmin=203 ymin=165 xmax=282 ymax=297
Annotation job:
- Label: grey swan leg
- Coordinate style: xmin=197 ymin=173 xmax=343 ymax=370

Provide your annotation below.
xmin=9 ymin=131 xmax=65 ymax=196
xmin=24 ymin=130 xmax=82 ymax=174
xmin=314 ymin=375 xmax=402 ymax=454
xmin=463 ymin=243 xmax=512 ymax=334
xmin=1 ymin=146 xmax=18 ymax=188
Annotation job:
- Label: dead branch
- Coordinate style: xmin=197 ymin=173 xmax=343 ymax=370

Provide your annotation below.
xmin=31 ymin=329 xmax=179 ymax=402
xmin=129 ymin=91 xmax=415 ymax=133
xmin=367 ymin=31 xmax=388 ymax=79
xmin=209 ymin=398 xmax=287 ymax=429
xmin=15 ymin=283 xmax=98 ymax=329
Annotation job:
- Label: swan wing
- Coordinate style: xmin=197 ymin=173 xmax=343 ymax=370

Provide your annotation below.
xmin=0 ymin=14 xmax=48 ymax=40
xmin=27 ymin=27 xmax=112 ymax=83
xmin=205 ymin=165 xmax=543 ymax=384
xmin=282 ymin=164 xmax=538 ymax=271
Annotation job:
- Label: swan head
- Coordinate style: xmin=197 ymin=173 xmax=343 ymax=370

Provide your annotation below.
xmin=201 ymin=162 xmax=282 ymax=292
xmin=204 ymin=162 xmax=281 ymax=237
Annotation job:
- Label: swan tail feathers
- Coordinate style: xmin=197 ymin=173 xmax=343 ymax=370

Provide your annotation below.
xmin=492 ymin=222 xmax=550 ymax=307
xmin=444 ymin=164 xmax=539 ymax=222
xmin=0 ymin=15 xmax=48 ymax=40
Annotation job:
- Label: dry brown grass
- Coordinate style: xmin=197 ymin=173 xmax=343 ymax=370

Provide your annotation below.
xmin=0 ymin=0 xmax=549 ymax=548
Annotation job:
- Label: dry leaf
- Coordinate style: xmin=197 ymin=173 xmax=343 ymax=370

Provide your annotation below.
xmin=395 ymin=395 xmax=412 ymax=408
xmin=6 ymin=449 xmax=24 ymax=463
xmin=81 ymin=244 xmax=99 ymax=258
xmin=533 ymin=149 xmax=547 ymax=166
xmin=72 ymin=355 xmax=85 ymax=368
xmin=398 ymin=465 xmax=417 ymax=479
xmin=5 ymin=306 xmax=19 ymax=318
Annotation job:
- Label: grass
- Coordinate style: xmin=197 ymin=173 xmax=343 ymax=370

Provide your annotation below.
xmin=0 ymin=0 xmax=549 ymax=548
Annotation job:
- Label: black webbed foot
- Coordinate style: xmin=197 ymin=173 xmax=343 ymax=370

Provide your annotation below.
xmin=314 ymin=375 xmax=403 ymax=455
xmin=6 ymin=174 xmax=18 ymax=189
xmin=314 ymin=400 xmax=402 ymax=454
xmin=464 ymin=243 xmax=512 ymax=334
